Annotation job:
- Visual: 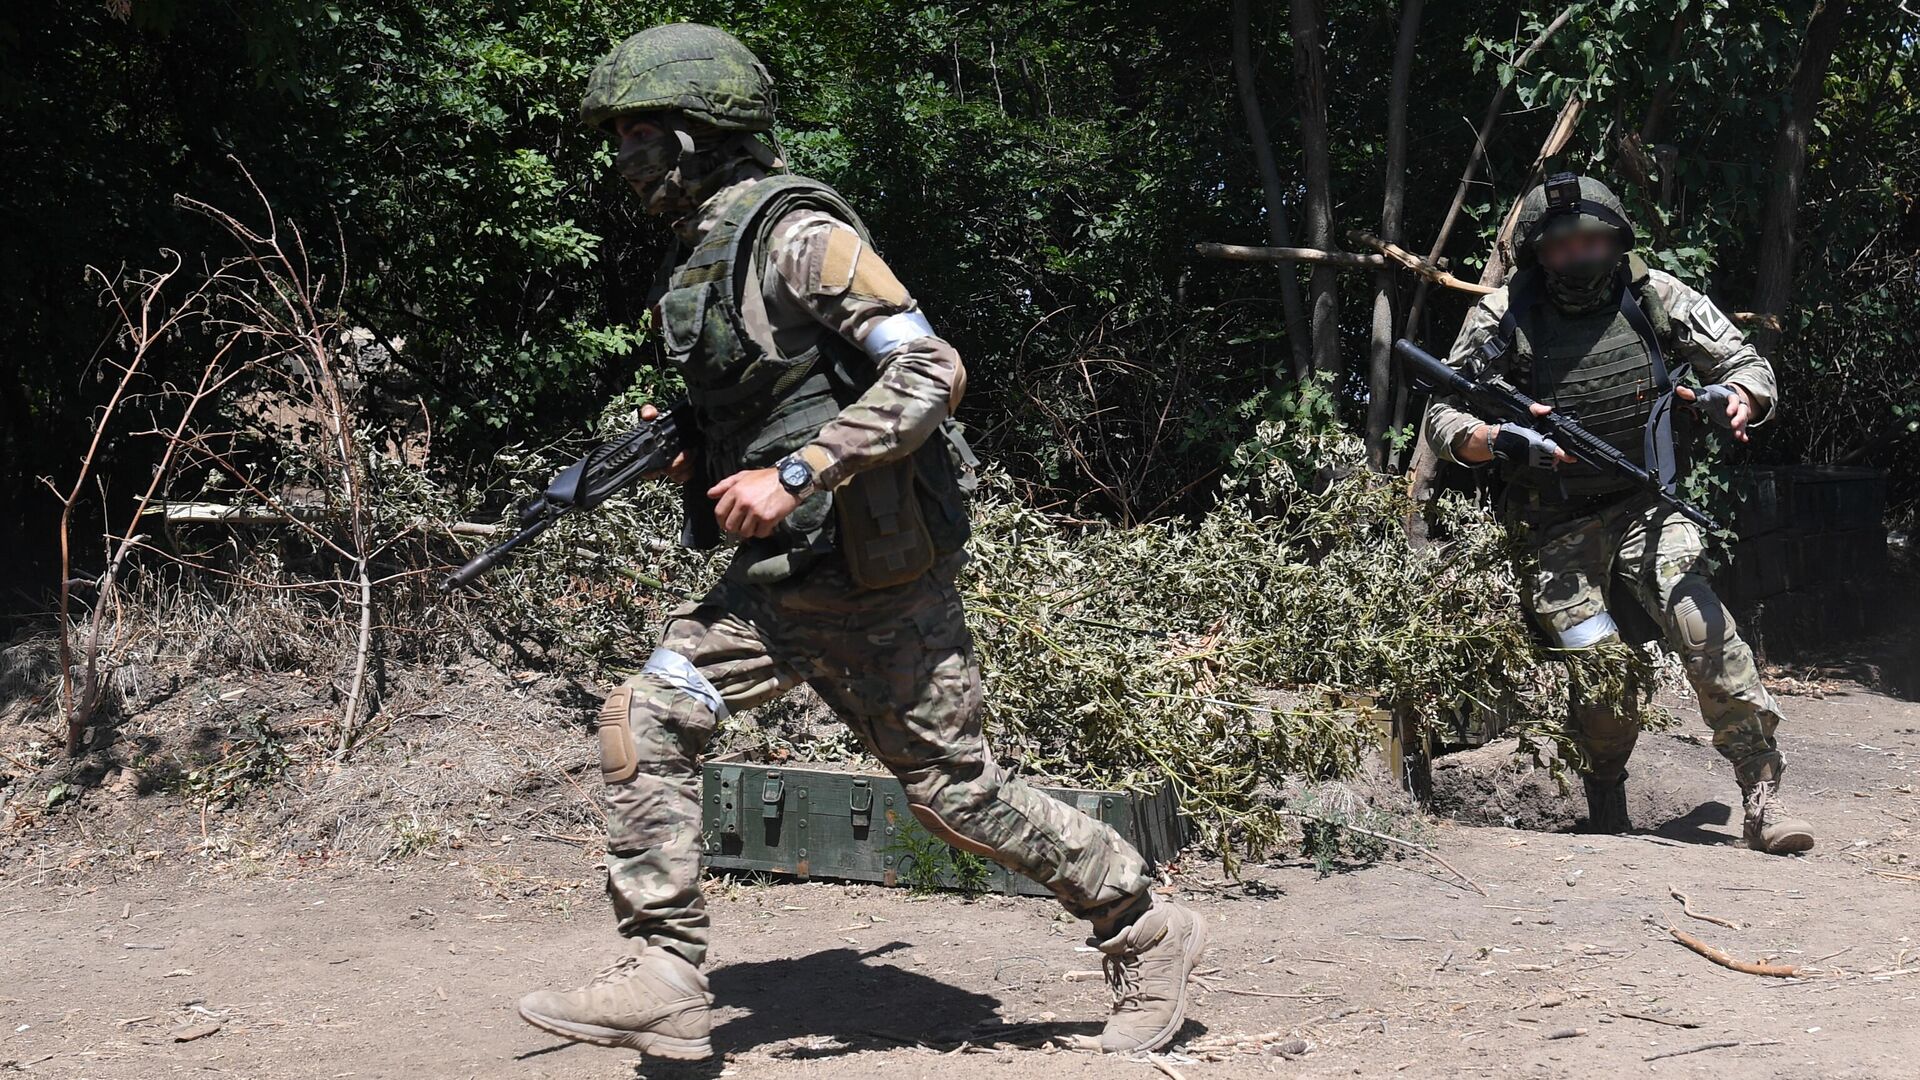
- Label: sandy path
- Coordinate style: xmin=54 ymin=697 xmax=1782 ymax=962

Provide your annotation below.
xmin=4 ymin=684 xmax=1917 ymax=1079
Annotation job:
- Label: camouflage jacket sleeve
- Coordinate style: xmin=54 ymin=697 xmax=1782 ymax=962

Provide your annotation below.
xmin=1645 ymin=269 xmax=1777 ymax=426
xmin=1423 ymin=288 xmax=1513 ymax=466
xmin=759 ymin=209 xmax=963 ymax=491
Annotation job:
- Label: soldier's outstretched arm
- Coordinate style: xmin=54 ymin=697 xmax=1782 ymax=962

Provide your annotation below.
xmin=764 ymin=212 xmax=964 ymax=492
xmin=1648 ymin=271 xmax=1777 ymax=428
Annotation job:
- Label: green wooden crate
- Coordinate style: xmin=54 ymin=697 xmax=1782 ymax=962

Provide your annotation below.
xmin=699 ymin=754 xmax=1186 ymax=895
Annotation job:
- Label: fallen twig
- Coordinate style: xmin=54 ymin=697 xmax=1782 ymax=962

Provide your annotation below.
xmin=1280 ymin=811 xmax=1487 ymax=896
xmin=1670 ymin=886 xmax=1741 ymax=930
xmin=1543 ymin=1027 xmax=1586 ymax=1040
xmin=1616 ymin=1010 xmax=1700 ymax=1029
xmin=1148 ymin=1058 xmax=1187 ymax=1080
xmin=1668 ymin=925 xmax=1800 ymax=977
xmin=1644 ymin=1040 xmax=1741 ymax=1062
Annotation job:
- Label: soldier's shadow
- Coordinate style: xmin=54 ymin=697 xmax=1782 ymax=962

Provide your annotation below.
xmin=701 ymin=942 xmax=1107 ymax=1059
xmin=1651 ymin=800 xmax=1736 ymax=846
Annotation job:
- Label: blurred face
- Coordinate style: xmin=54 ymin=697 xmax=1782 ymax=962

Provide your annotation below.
xmin=1536 ymin=228 xmax=1619 ymax=273
xmin=613 ymin=114 xmax=683 ymax=215
xmin=614 ymin=115 xmax=669 ymax=151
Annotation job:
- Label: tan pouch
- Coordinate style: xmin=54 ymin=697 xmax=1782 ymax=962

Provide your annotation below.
xmin=835 ymin=457 xmax=936 ymax=589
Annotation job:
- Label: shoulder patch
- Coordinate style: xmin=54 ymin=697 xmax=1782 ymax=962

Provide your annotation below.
xmin=1686 ymin=295 xmax=1736 ymax=343
xmin=848 ymin=246 xmax=910 ymax=307
xmin=816 ymin=226 xmax=862 ymax=296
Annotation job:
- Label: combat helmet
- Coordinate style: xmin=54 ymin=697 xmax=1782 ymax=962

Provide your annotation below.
xmin=1512 ymin=173 xmax=1636 ymax=269
xmin=580 ymin=23 xmax=776 ymax=133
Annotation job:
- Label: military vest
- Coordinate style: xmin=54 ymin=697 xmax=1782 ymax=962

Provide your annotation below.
xmin=1500 ymin=257 xmax=1680 ymax=503
xmin=655 ymin=173 xmax=970 ymax=586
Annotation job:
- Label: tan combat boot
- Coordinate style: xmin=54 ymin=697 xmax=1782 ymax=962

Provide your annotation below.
xmin=1089 ymin=899 xmax=1208 ymax=1053
xmin=1740 ymin=758 xmax=1815 ymax=855
xmin=517 ymin=947 xmax=713 ymax=1060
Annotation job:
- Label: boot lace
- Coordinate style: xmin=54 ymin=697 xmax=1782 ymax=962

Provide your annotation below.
xmin=587 ymin=954 xmax=645 ymax=987
xmin=1103 ymin=952 xmax=1143 ymax=1011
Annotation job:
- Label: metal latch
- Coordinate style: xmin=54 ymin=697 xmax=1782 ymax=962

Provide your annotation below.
xmin=761 ymin=771 xmax=785 ymax=820
xmin=716 ymin=766 xmax=741 ymax=836
xmin=849 ymin=779 xmax=873 ymax=828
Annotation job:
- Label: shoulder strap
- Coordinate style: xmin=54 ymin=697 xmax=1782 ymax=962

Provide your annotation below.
xmin=1480 ymin=270 xmax=1543 ymax=383
xmin=1617 ymin=259 xmax=1684 ymax=493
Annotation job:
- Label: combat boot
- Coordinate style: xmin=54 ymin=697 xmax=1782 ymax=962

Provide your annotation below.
xmin=1740 ymin=758 xmax=1815 ymax=855
xmin=1089 ymin=899 xmax=1208 ymax=1053
xmin=517 ymin=947 xmax=713 ymax=1060
xmin=1581 ymin=771 xmax=1630 ymax=834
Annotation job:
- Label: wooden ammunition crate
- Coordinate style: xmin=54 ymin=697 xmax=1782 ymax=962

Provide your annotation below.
xmin=699 ymin=754 xmax=1186 ymax=895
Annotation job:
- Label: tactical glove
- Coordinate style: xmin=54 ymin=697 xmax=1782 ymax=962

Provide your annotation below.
xmin=1693 ymin=383 xmax=1742 ymax=429
xmin=1491 ymin=423 xmax=1564 ymax=470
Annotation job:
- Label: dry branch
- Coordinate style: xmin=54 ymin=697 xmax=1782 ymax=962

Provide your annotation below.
xmin=149 ymin=501 xmax=498 ymax=536
xmin=1401 ymin=5 xmax=1578 ymax=337
xmin=1347 ymin=231 xmax=1492 ymax=295
xmin=1280 ymin=810 xmax=1486 ymax=896
xmin=1667 ymin=925 xmax=1800 ymax=977
xmin=1195 ymin=242 xmax=1386 ymax=269
xmin=1669 ymin=886 xmax=1741 ymax=930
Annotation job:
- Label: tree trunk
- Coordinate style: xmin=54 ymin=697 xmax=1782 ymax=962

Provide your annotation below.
xmin=1366 ymin=0 xmax=1424 ymax=471
xmin=1231 ymin=0 xmax=1311 ymax=383
xmin=1293 ymin=0 xmax=1340 ymax=379
xmin=1752 ymin=0 xmax=1851 ymax=356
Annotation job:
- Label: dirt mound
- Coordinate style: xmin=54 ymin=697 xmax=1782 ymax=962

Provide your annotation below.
xmin=1428 ymin=737 xmax=1710 ymax=835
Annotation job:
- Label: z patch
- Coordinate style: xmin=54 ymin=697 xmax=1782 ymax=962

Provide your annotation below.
xmin=1688 ymin=297 xmax=1735 ymax=343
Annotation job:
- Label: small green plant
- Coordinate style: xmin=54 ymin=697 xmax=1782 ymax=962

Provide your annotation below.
xmin=382 ymin=811 xmax=446 ymax=861
xmin=182 ymin=712 xmax=290 ymax=808
xmin=884 ymin=820 xmax=994 ymax=896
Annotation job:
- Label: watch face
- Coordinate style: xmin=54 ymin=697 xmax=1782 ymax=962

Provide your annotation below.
xmin=779 ymin=459 xmax=812 ymax=491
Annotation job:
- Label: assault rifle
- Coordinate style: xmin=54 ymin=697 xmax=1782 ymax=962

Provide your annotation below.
xmin=1395 ymin=337 xmax=1720 ymax=533
xmin=442 ymin=405 xmax=706 ymax=591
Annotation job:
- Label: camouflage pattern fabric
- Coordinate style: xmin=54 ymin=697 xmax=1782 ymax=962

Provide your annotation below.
xmin=581 ymin=23 xmax=777 ymax=132
xmin=1426 ymin=268 xmax=1778 ymax=466
xmin=1512 ymin=491 xmax=1785 ymax=784
xmin=597 ymin=552 xmax=1153 ymax=967
xmin=673 ymin=177 xmax=965 ymax=494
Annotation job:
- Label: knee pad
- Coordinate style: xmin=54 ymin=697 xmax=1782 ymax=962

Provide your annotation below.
xmin=598 ymin=686 xmax=640 ymax=784
xmin=903 ymin=763 xmax=1006 ymax=858
xmin=1668 ymin=575 xmax=1729 ymax=658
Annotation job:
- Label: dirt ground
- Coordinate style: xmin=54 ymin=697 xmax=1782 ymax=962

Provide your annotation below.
xmin=3 ymin=679 xmax=1918 ymax=1080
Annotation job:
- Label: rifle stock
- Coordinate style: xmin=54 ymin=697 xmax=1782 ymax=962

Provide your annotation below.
xmin=441 ymin=405 xmax=695 ymax=591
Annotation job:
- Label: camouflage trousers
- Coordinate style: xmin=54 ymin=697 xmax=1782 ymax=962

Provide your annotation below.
xmin=1513 ymin=490 xmax=1785 ymax=785
xmin=594 ymin=552 xmax=1153 ymax=967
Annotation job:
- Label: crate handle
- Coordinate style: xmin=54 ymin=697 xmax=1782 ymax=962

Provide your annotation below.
xmin=761 ymin=772 xmax=785 ymax=820
xmin=849 ymin=779 xmax=872 ymax=827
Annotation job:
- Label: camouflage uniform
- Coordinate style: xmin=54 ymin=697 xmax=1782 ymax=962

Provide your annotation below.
xmin=521 ymin=29 xmax=1203 ymax=1060
xmin=1426 ymin=254 xmax=1787 ymax=787
xmin=600 ymin=175 xmax=1152 ymax=967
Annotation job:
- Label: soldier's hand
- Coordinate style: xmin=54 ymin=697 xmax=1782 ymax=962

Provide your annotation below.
xmin=1676 ymin=384 xmax=1753 ymax=443
xmin=1522 ymin=403 xmax=1580 ymax=464
xmin=709 ymin=468 xmax=800 ymax=539
xmin=639 ymin=403 xmax=695 ymax=483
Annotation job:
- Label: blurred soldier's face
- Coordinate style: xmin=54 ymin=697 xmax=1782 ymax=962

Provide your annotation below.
xmin=1537 ymin=229 xmax=1619 ymax=273
xmin=615 ymin=115 xmax=669 ymax=150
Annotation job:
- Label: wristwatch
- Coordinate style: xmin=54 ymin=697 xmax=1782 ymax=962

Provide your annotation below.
xmin=775 ymin=452 xmax=816 ymax=500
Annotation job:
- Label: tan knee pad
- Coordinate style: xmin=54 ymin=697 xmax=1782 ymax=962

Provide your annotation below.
xmin=597 ymin=687 xmax=640 ymax=784
xmin=1668 ymin=575 xmax=1730 ymax=658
